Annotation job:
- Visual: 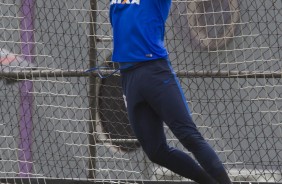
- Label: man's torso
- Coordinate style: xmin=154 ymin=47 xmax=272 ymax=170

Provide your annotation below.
xmin=110 ymin=0 xmax=172 ymax=63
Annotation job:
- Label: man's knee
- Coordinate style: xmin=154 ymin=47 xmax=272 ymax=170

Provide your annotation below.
xmin=145 ymin=143 xmax=173 ymax=165
xmin=179 ymin=132 xmax=208 ymax=152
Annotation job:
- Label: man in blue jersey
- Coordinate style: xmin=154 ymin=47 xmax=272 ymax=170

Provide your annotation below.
xmin=110 ymin=0 xmax=232 ymax=183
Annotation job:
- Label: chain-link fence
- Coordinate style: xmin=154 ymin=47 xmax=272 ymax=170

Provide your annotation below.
xmin=0 ymin=0 xmax=281 ymax=183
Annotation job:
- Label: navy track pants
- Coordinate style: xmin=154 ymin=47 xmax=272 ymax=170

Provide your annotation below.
xmin=120 ymin=58 xmax=231 ymax=184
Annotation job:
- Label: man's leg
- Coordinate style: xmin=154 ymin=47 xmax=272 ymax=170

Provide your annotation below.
xmin=126 ymin=100 xmax=218 ymax=184
xmin=141 ymin=60 xmax=232 ymax=184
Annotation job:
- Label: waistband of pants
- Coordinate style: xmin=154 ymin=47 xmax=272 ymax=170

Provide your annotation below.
xmin=118 ymin=58 xmax=168 ymax=73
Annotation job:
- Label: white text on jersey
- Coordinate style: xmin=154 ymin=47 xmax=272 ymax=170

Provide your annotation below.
xmin=111 ymin=0 xmax=140 ymax=5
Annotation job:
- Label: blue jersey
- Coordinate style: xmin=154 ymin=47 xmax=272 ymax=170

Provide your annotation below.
xmin=109 ymin=0 xmax=171 ymax=63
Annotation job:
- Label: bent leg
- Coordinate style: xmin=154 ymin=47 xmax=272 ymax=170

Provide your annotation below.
xmin=142 ymin=60 xmax=231 ymax=184
xmin=126 ymin=100 xmax=217 ymax=184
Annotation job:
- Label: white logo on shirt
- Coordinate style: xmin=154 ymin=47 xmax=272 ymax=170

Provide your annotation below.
xmin=111 ymin=0 xmax=140 ymax=5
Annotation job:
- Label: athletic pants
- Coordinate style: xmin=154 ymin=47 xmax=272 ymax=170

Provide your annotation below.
xmin=120 ymin=58 xmax=231 ymax=184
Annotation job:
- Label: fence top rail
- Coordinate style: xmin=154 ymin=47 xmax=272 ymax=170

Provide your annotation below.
xmin=0 ymin=69 xmax=282 ymax=79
